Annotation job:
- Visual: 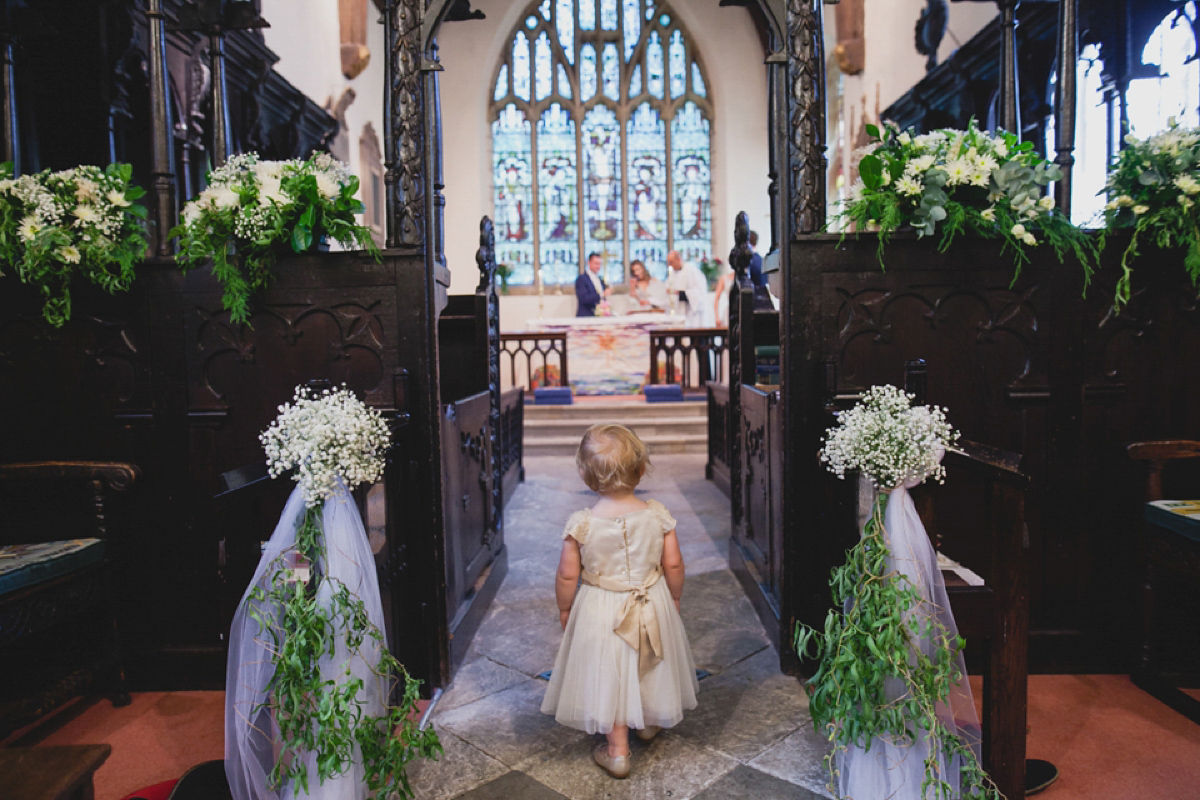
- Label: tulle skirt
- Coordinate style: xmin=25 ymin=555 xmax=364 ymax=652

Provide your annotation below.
xmin=541 ymin=579 xmax=698 ymax=734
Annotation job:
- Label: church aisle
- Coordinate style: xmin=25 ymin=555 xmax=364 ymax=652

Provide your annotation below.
xmin=408 ymin=454 xmax=829 ymax=800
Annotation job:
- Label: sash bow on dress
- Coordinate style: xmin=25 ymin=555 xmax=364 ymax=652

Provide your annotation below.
xmin=581 ymin=564 xmax=664 ymax=679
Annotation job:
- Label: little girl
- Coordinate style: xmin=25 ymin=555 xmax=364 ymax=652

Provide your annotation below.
xmin=540 ymin=423 xmax=698 ymax=778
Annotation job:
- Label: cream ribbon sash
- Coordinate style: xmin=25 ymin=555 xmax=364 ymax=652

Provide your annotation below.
xmin=581 ymin=565 xmax=664 ymax=679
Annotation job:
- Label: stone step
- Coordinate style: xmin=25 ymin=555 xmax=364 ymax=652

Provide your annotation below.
xmin=524 ymin=433 xmax=708 ymax=457
xmin=525 ymin=400 xmax=707 ymax=420
xmin=526 ymin=416 xmax=705 ymax=438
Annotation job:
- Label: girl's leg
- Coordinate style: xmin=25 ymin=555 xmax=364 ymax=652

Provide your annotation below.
xmin=606 ymin=724 xmax=630 ymax=757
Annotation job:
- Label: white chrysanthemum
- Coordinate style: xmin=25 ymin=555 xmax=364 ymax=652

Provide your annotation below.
xmin=18 ymin=216 xmax=42 ymax=240
xmin=944 ymin=158 xmax=971 ymax=186
xmin=981 ymin=207 xmax=996 ymax=222
xmin=315 ymin=172 xmax=341 ymax=200
xmin=1133 ymin=204 xmax=1150 ymax=215
xmin=1174 ymin=175 xmax=1200 ymax=195
xmin=72 ymin=205 xmax=99 ymax=225
xmin=106 ymin=189 xmax=132 ymax=208
xmin=74 ymin=178 xmax=99 ymax=202
xmin=58 ymin=244 xmax=81 ymax=263
xmin=257 ymin=175 xmax=287 ymax=206
xmin=896 ymin=175 xmax=923 ymax=197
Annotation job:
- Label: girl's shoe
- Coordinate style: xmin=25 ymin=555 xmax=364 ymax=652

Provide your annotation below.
xmin=593 ymin=743 xmax=631 ymax=778
xmin=635 ymin=725 xmax=662 ymax=742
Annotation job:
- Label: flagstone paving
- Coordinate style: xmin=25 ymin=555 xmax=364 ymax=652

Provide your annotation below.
xmin=409 ymin=454 xmax=831 ymax=800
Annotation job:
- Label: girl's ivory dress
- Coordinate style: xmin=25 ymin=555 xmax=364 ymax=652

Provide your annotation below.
xmin=541 ymin=500 xmax=699 ymax=734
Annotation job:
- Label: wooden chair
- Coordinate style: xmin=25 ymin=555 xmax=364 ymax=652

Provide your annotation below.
xmin=0 ymin=462 xmax=136 ymax=740
xmin=1127 ymin=440 xmax=1200 ymax=724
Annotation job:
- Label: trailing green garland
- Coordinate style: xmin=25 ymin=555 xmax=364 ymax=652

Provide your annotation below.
xmin=796 ymin=494 xmax=1000 ymax=800
xmin=246 ymin=504 xmax=441 ymax=798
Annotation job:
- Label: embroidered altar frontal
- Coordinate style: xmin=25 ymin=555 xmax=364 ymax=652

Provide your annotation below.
xmin=531 ymin=316 xmax=684 ymax=395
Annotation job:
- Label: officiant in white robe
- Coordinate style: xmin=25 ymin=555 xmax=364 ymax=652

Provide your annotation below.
xmin=666 ymin=250 xmax=711 ymax=327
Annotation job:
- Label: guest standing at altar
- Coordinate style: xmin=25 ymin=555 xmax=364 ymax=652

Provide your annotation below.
xmin=629 ymin=260 xmax=668 ymax=313
xmin=666 ymin=250 xmax=710 ymax=327
xmin=575 ymin=252 xmax=612 ymax=317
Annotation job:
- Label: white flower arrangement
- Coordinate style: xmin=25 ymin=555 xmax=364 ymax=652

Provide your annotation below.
xmin=0 ymin=162 xmax=147 ymax=326
xmin=840 ymin=120 xmax=1096 ymax=281
xmin=260 ymin=384 xmax=391 ymax=508
xmin=172 ymin=152 xmax=379 ymax=323
xmin=819 ymin=384 xmax=959 ymax=489
xmin=1103 ymin=119 xmax=1200 ymax=308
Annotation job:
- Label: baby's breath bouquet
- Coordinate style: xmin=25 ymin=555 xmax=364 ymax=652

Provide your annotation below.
xmin=0 ymin=162 xmax=147 ymax=326
xmin=800 ymin=387 xmax=998 ymax=800
xmin=842 ymin=120 xmax=1096 ymax=282
xmin=172 ymin=152 xmax=380 ymax=324
xmin=819 ymin=383 xmax=958 ymax=489
xmin=1103 ymin=120 xmax=1200 ymax=308
xmin=232 ymin=384 xmax=439 ymax=800
xmin=260 ymin=384 xmax=391 ymax=508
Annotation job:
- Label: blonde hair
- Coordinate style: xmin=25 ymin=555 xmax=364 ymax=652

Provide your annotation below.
xmin=576 ymin=423 xmax=649 ymax=493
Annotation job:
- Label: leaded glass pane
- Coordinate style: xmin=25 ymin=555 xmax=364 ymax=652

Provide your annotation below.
xmin=671 ymin=101 xmax=711 ymax=265
xmin=691 ymin=62 xmax=706 ymax=97
xmin=600 ymin=0 xmax=618 ymax=30
xmin=659 ymin=13 xmax=670 ymax=25
xmin=622 ymin=0 xmax=640 ymax=60
xmin=556 ymin=0 xmax=574 ymax=63
xmin=494 ymin=64 xmax=509 ymax=102
xmin=626 ymin=104 xmax=668 ymax=280
xmin=492 ymin=105 xmax=534 ymax=286
xmin=535 ymin=32 xmax=553 ymax=101
xmin=582 ymin=105 xmax=623 ymax=284
xmin=630 ymin=63 xmax=642 ymax=96
xmin=540 ymin=0 xmax=551 ymax=19
xmin=646 ymin=31 xmax=664 ymax=98
xmin=513 ymin=32 xmax=532 ymax=102
xmin=580 ymin=0 xmax=595 ymax=30
xmin=602 ymin=43 xmax=620 ymax=99
xmin=580 ymin=44 xmax=598 ymax=100
xmin=526 ymin=15 xmax=538 ymax=28
xmin=538 ymin=104 xmax=579 ymax=285
xmin=645 ymin=1 xmax=654 ymax=21
xmin=668 ymin=30 xmax=686 ymax=99
xmin=557 ymin=63 xmax=572 ymax=99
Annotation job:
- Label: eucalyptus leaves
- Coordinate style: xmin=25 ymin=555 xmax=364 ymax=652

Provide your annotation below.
xmin=1103 ymin=121 xmax=1200 ymax=308
xmin=172 ymin=152 xmax=380 ymax=323
xmin=0 ymin=162 xmax=147 ymax=326
xmin=843 ymin=120 xmax=1096 ymax=282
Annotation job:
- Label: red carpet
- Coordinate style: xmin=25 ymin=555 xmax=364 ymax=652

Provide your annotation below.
xmin=3 ymin=678 xmax=1198 ymax=799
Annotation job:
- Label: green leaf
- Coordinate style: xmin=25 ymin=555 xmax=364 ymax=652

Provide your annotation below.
xmin=865 ymin=123 xmax=880 ymax=141
xmin=859 ymin=154 xmax=883 ymax=191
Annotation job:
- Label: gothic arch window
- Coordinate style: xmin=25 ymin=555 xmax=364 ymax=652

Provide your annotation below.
xmin=490 ymin=0 xmax=713 ymax=288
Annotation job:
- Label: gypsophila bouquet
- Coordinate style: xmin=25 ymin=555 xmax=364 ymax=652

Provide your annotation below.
xmin=172 ymin=152 xmax=380 ymax=324
xmin=841 ymin=120 xmax=1096 ymax=282
xmin=1103 ymin=120 xmax=1200 ymax=308
xmin=819 ymin=384 xmax=959 ymax=489
xmin=0 ymin=162 xmax=147 ymax=326
xmin=260 ymin=384 xmax=391 ymax=508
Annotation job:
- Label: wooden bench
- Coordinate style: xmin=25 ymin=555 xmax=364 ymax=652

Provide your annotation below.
xmin=0 ymin=462 xmax=135 ymax=740
xmin=1127 ymin=440 xmax=1200 ymax=724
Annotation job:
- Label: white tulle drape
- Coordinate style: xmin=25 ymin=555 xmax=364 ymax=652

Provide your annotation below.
xmin=225 ymin=484 xmax=389 ymax=800
xmin=837 ymin=475 xmax=982 ymax=800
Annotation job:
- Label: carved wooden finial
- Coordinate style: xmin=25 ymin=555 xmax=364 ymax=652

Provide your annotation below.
xmin=729 ymin=211 xmax=752 ymax=282
xmin=476 ymin=215 xmax=497 ymax=293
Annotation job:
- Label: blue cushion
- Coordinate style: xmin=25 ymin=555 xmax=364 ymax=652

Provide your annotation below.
xmin=534 ymin=387 xmax=573 ymax=405
xmin=0 ymin=539 xmax=106 ymax=596
xmin=1144 ymin=500 xmax=1200 ymax=544
xmin=644 ymin=384 xmax=684 ymax=403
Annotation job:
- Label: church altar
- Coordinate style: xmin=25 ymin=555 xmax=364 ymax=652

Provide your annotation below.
xmin=528 ymin=314 xmax=686 ymax=395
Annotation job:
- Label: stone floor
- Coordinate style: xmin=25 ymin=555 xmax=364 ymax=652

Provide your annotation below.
xmin=409 ymin=454 xmax=831 ymax=800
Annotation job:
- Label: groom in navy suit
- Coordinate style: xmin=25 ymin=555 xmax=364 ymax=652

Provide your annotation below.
xmin=575 ymin=252 xmax=611 ymax=316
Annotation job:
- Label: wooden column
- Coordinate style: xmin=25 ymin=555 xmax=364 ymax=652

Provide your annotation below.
xmin=209 ymin=32 xmax=232 ymax=167
xmin=1 ymin=36 xmax=17 ymax=175
xmin=146 ymin=0 xmax=176 ymax=257
xmin=787 ymin=0 xmax=827 ymax=234
xmin=727 ymin=212 xmax=754 ymax=530
xmin=383 ymin=0 xmax=424 ymax=248
xmin=998 ymin=0 xmax=1021 ymax=135
xmin=1054 ymin=0 xmax=1078 ymax=216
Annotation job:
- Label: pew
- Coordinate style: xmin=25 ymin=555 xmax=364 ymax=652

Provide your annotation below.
xmin=0 ymin=462 xmax=135 ymax=740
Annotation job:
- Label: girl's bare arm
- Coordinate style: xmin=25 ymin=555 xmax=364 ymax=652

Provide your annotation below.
xmin=556 ymin=537 xmax=582 ymax=628
xmin=661 ymin=529 xmax=685 ymax=608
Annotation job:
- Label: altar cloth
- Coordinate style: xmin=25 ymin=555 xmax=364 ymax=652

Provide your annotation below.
xmin=526 ymin=315 xmax=686 ymax=395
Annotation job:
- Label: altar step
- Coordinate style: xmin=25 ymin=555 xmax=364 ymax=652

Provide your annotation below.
xmin=524 ymin=400 xmax=707 ymax=456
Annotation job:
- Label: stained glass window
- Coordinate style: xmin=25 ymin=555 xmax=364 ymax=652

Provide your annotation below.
xmin=671 ymin=101 xmax=711 ymax=265
xmin=535 ymin=32 xmax=553 ymax=101
xmin=580 ymin=44 xmax=598 ymax=101
xmin=602 ymin=43 xmax=620 ymax=100
xmin=492 ymin=105 xmax=534 ymax=285
xmin=538 ymin=104 xmax=579 ymax=285
xmin=491 ymin=0 xmax=712 ymax=287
